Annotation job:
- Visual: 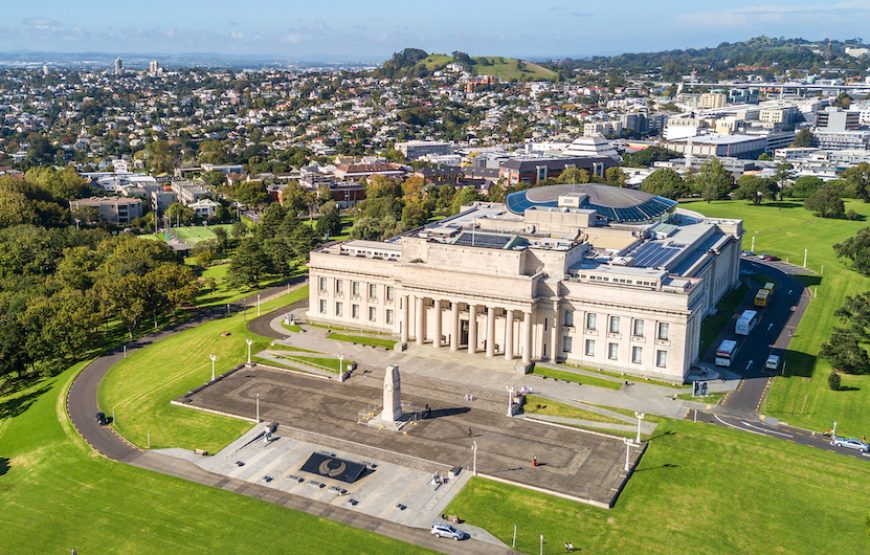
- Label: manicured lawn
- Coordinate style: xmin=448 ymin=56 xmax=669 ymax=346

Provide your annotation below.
xmin=676 ymin=391 xmax=725 ymax=405
xmin=99 ymin=287 xmax=309 ymax=453
xmin=0 ymin=364 xmax=426 ymax=554
xmin=194 ymin=262 xmax=301 ymax=308
xmin=302 ymin=216 xmax=353 ymax=241
xmin=529 ymin=365 xmax=624 ymax=391
xmin=523 ymin=395 xmax=625 ymax=424
xmin=560 ymin=362 xmax=685 ymax=388
xmin=328 ymin=332 xmax=397 ymax=349
xmin=271 ymin=353 xmax=352 ymax=373
xmin=172 ymin=224 xmax=234 ymax=244
xmin=698 ymin=283 xmax=748 ymax=355
xmin=446 ymin=419 xmax=870 ymax=555
xmin=282 ymin=321 xmax=303 ymax=333
xmin=689 ymin=199 xmax=870 ymax=436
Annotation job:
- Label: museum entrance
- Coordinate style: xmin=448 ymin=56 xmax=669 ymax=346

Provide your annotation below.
xmin=459 ymin=319 xmax=469 ymax=347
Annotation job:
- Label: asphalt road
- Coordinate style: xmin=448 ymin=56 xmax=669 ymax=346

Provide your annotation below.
xmin=64 ymin=281 xmax=509 ymax=555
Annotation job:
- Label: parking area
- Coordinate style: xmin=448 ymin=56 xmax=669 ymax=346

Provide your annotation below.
xmin=179 ymin=365 xmax=642 ymax=508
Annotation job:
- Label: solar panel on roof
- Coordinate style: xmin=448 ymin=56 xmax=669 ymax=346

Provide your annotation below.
xmin=453 ymin=232 xmax=512 ymax=249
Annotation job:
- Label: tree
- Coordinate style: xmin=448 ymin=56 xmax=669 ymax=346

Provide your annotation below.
xmin=25 ymin=134 xmax=57 ymax=166
xmin=145 ymin=140 xmax=176 ymax=174
xmin=804 ymin=183 xmax=845 ymax=218
xmin=228 ymin=237 xmax=270 ymax=288
xmin=25 ymin=167 xmax=89 ymax=200
xmin=834 ymin=227 xmax=870 ymax=275
xmin=641 ymin=169 xmax=689 ymax=200
xmin=166 ymin=202 xmax=194 ymax=226
xmin=315 ymin=210 xmax=343 ymax=238
xmin=841 ymin=162 xmax=870 ymax=202
xmin=757 ymin=152 xmax=772 ymax=161
xmin=790 ymin=175 xmax=823 ymax=198
xmin=828 ymin=370 xmax=841 ymax=391
xmin=820 ymin=329 xmax=870 ymax=374
xmin=451 ymin=187 xmax=482 ymax=214
xmin=621 ymin=146 xmax=681 ymax=168
xmin=604 ymin=167 xmax=628 ymax=187
xmin=791 ymin=127 xmax=813 ymax=148
xmin=693 ymin=158 xmax=734 ymax=202
xmin=556 ymin=167 xmax=590 ymax=184
xmin=232 ymin=180 xmax=270 ymax=207
xmin=772 ymin=162 xmax=795 ymax=200
xmin=735 ymin=175 xmax=777 ymax=205
xmin=833 ymin=91 xmax=853 ymax=109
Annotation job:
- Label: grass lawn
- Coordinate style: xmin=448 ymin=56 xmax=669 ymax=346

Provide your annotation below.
xmin=689 ymin=199 xmax=870 ymax=436
xmin=0 ymin=364 xmax=426 ymax=555
xmin=560 ymin=362 xmax=685 ymax=388
xmin=698 ymin=283 xmax=748 ymax=355
xmin=529 ymin=365 xmax=624 ymax=391
xmin=172 ymin=224 xmax=234 ymax=244
xmin=327 ymin=332 xmax=397 ymax=349
xmin=272 ymin=353 xmax=351 ymax=373
xmin=676 ymin=391 xmax=725 ymax=405
xmin=194 ymin=262 xmax=302 ymax=308
xmin=523 ymin=395 xmax=625 ymax=424
xmin=98 ymin=286 xmax=309 ymax=453
xmin=445 ymin=419 xmax=870 ymax=555
xmin=302 ymin=216 xmax=353 ymax=242
xmin=282 ymin=321 xmax=303 ymax=333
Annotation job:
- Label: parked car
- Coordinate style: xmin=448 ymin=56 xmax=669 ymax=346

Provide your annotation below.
xmin=758 ymin=254 xmax=780 ymax=262
xmin=431 ymin=522 xmax=469 ymax=541
xmin=95 ymin=411 xmax=109 ymax=425
xmin=830 ymin=437 xmax=870 ymax=453
xmin=765 ymin=355 xmax=780 ymax=371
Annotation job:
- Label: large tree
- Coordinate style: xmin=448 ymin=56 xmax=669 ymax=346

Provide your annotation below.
xmin=641 ymin=168 xmax=689 ymax=200
xmin=790 ymin=175 xmax=823 ymax=198
xmin=833 ymin=227 xmax=870 ymax=275
xmin=734 ymin=175 xmax=777 ymax=205
xmin=841 ymin=162 xmax=870 ymax=202
xmin=820 ymin=292 xmax=870 ymax=375
xmin=804 ymin=183 xmax=845 ymax=218
xmin=692 ymin=158 xmax=734 ymax=202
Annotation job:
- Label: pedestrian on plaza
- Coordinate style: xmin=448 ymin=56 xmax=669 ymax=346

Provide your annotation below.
xmin=532 ymin=455 xmax=538 ymax=468
xmin=467 ymin=427 xmax=472 ymax=437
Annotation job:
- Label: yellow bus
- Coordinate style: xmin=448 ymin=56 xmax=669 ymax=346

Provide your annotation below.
xmin=754 ymin=288 xmax=770 ymax=308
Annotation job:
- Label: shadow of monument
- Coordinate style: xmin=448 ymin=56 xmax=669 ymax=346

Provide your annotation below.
xmin=0 ymin=457 xmax=8 ymax=477
xmin=425 ymin=407 xmax=470 ymax=419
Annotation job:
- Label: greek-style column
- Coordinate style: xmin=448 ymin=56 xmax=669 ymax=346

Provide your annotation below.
xmin=450 ymin=301 xmax=459 ymax=351
xmin=486 ymin=306 xmax=496 ymax=357
xmin=432 ymin=299 xmax=442 ymax=348
xmin=504 ymin=309 xmax=515 ymax=360
xmin=400 ymin=294 xmax=410 ymax=344
xmin=468 ymin=304 xmax=478 ymax=354
xmin=522 ymin=310 xmax=532 ymax=365
xmin=550 ymin=301 xmax=561 ymax=361
xmin=415 ymin=296 xmax=425 ymax=345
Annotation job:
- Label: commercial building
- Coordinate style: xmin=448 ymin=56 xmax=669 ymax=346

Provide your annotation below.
xmin=698 ymin=92 xmax=727 ymax=109
xmin=815 ymin=107 xmax=861 ymax=131
xmin=667 ymin=134 xmax=767 ymax=159
xmin=307 ymin=184 xmax=742 ymax=382
xmin=499 ymin=156 xmax=617 ymax=185
xmin=395 ymin=140 xmax=453 ymax=160
xmin=70 ymin=196 xmax=142 ymax=225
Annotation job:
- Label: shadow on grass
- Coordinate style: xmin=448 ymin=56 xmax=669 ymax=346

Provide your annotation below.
xmin=782 ymin=351 xmax=817 ymax=378
xmin=762 ymin=201 xmax=802 ymax=209
xmin=0 ymin=457 xmax=9 ymax=477
xmin=795 ymin=275 xmax=822 ymax=287
xmin=634 ymin=463 xmax=678 ymax=472
xmin=647 ymin=430 xmax=676 ymax=442
xmin=0 ymin=386 xmax=50 ymax=420
xmin=834 ymin=385 xmax=861 ymax=392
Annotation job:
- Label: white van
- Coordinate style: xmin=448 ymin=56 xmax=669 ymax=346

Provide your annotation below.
xmin=765 ymin=354 xmax=780 ymax=371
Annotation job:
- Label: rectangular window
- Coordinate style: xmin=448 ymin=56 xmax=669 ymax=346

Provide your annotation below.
xmin=585 ymin=313 xmax=597 ymax=331
xmin=632 ymin=346 xmax=642 ymax=364
xmin=585 ymin=339 xmax=595 ymax=356
xmin=352 ymin=304 xmax=360 ymax=319
xmin=335 ymin=302 xmax=343 ymax=317
xmin=609 ymin=315 xmax=621 ymax=334
xmin=368 ymin=306 xmax=376 ymax=321
xmin=319 ymin=277 xmax=327 ymax=292
xmin=633 ymin=319 xmax=644 ymax=337
xmin=334 ymin=279 xmax=343 ymax=294
xmin=656 ymin=350 xmax=667 ymax=368
xmin=368 ymin=283 xmax=377 ymax=299
xmin=319 ymin=299 xmax=326 ymax=314
xmin=608 ymin=342 xmax=619 ymax=360
xmin=562 ymin=336 xmax=572 ymax=353
xmin=351 ymin=281 xmax=360 ymax=297
xmin=657 ymin=322 xmax=669 ymax=340
xmin=544 ymin=318 xmax=548 ymax=332
xmin=386 ymin=286 xmax=394 ymax=301
xmin=563 ymin=310 xmax=574 ymax=327
xmin=385 ymin=309 xmax=394 ymax=324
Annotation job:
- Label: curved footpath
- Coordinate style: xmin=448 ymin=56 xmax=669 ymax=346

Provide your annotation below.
xmin=66 ymin=281 xmax=508 ymax=555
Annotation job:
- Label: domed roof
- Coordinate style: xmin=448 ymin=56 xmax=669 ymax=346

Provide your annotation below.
xmin=506 ymin=183 xmax=677 ymax=223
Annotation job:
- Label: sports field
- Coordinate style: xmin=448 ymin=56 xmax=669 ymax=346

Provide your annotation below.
xmin=688 ymin=199 xmax=870 ymax=436
xmin=172 ymin=223 xmax=234 ymax=244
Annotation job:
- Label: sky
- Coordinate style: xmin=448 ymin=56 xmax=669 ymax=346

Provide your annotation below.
xmin=2 ymin=0 xmax=869 ymax=62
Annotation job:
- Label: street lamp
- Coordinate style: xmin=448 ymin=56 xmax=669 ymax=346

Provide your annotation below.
xmin=209 ymin=353 xmax=217 ymax=382
xmin=506 ymin=385 xmax=515 ymax=417
xmin=472 ymin=441 xmax=478 ymax=476
xmin=245 ymin=338 xmax=253 ymax=365
xmin=256 ymin=393 xmax=261 ymax=423
xmin=635 ymin=411 xmax=645 ymax=443
xmin=623 ymin=438 xmax=635 ymax=472
xmin=338 ymin=354 xmax=345 ymax=381
xmin=257 ymin=294 xmax=261 ymax=317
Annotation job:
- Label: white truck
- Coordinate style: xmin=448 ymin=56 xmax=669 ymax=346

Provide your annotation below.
xmin=735 ymin=310 xmax=759 ymax=336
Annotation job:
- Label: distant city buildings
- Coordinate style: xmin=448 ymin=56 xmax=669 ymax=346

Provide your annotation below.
xmin=113 ymin=57 xmax=123 ymax=76
xmin=70 ymin=196 xmax=142 ymax=225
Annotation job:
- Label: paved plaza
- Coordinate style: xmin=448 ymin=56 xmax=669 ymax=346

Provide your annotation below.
xmin=181 ymin=365 xmax=643 ymax=508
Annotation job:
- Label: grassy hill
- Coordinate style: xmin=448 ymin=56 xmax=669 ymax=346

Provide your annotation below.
xmin=421 ymin=53 xmax=557 ymax=80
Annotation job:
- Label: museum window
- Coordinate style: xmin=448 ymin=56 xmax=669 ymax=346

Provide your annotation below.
xmin=368 ymin=306 xmax=376 ymax=321
xmin=632 ymin=346 xmax=642 ymax=364
xmin=544 ymin=318 xmax=548 ymax=331
xmin=368 ymin=283 xmax=377 ymax=300
xmin=351 ymin=281 xmax=360 ymax=297
xmin=608 ymin=342 xmax=619 ymax=360
xmin=319 ymin=299 xmax=326 ymax=314
xmin=352 ymin=304 xmax=360 ymax=319
xmin=584 ymin=339 xmax=595 ymax=357
xmin=335 ymin=301 xmax=343 ymax=316
xmin=334 ymin=279 xmax=343 ymax=294
xmin=319 ymin=276 xmax=327 ymax=292
xmin=562 ymin=336 xmax=572 ymax=353
xmin=633 ymin=319 xmax=644 ymax=337
xmin=386 ymin=286 xmax=394 ymax=301
xmin=609 ymin=315 xmax=621 ymax=334
xmin=563 ymin=310 xmax=574 ymax=327
xmin=585 ymin=312 xmax=597 ymax=331
xmin=657 ymin=322 xmax=669 ymax=340
xmin=656 ymin=350 xmax=667 ymax=368
xmin=385 ymin=309 xmax=394 ymax=324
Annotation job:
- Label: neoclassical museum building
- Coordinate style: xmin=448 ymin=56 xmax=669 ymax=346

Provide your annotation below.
xmin=307 ymin=184 xmax=742 ymax=382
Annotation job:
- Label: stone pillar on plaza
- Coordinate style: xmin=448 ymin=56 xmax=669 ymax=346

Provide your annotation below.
xmin=415 ymin=296 xmax=425 ymax=346
xmin=381 ymin=365 xmax=402 ymax=422
xmin=504 ymin=309 xmax=514 ymax=360
xmin=400 ymin=295 xmax=410 ymax=344
xmin=486 ymin=306 xmax=496 ymax=358
xmin=550 ymin=301 xmax=561 ymax=361
xmin=450 ymin=301 xmax=459 ymax=352
xmin=522 ymin=310 xmax=533 ymax=365
xmin=432 ymin=299 xmax=442 ymax=348
xmin=468 ymin=304 xmax=478 ymax=354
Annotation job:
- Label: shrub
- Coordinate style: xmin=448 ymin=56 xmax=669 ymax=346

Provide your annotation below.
xmin=828 ymin=370 xmax=841 ymax=391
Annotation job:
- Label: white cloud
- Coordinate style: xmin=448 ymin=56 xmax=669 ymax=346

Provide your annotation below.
xmin=677 ymin=2 xmax=870 ymax=28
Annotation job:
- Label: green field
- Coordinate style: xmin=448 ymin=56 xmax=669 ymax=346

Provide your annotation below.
xmin=327 ymin=332 xmax=397 ymax=350
xmin=0 ymin=363 xmax=425 ymax=554
xmin=172 ymin=224 xmax=234 ymax=244
xmin=529 ymin=365 xmax=624 ymax=390
xmin=420 ymin=54 xmax=557 ymax=80
xmin=99 ymin=287 xmax=309 ymax=453
xmin=194 ymin=262 xmax=301 ymax=308
xmin=446 ymin=419 xmax=870 ymax=555
xmin=688 ymin=200 xmax=870 ymax=436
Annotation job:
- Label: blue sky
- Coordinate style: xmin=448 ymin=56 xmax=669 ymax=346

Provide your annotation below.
xmin=2 ymin=0 xmax=869 ymax=61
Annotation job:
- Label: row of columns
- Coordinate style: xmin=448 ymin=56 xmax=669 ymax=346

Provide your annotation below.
xmin=400 ymin=295 xmax=533 ymax=364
